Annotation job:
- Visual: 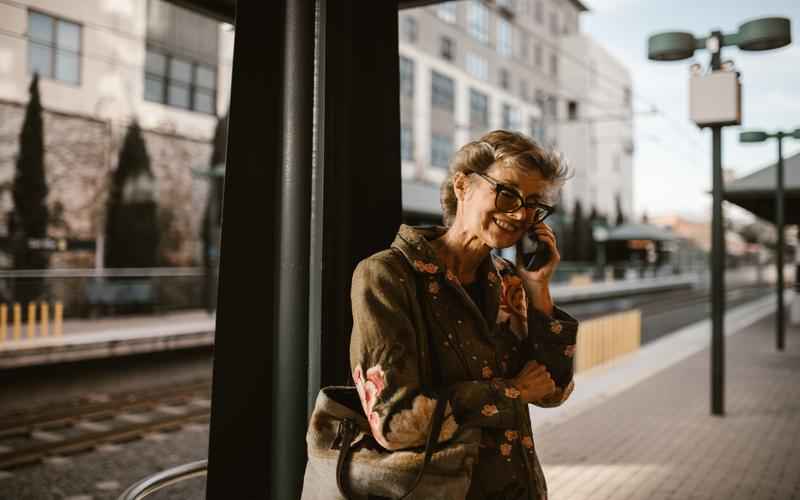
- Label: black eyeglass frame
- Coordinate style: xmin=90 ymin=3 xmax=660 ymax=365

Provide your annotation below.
xmin=469 ymin=171 xmax=554 ymax=224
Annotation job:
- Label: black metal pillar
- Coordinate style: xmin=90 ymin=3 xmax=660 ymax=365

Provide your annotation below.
xmin=205 ymin=2 xmax=286 ymax=499
xmin=273 ymin=0 xmax=316 ymax=498
xmin=709 ymin=31 xmax=725 ymax=416
xmin=776 ymin=133 xmax=785 ymax=350
xmin=310 ymin=0 xmax=403 ymax=392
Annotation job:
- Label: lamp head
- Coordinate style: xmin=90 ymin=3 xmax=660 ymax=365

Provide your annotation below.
xmin=739 ymin=131 xmax=769 ymax=143
xmin=737 ymin=17 xmax=791 ymax=51
xmin=648 ymin=32 xmax=696 ymax=61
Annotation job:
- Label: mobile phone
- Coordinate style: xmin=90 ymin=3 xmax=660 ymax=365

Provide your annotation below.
xmin=523 ymin=231 xmax=551 ymax=272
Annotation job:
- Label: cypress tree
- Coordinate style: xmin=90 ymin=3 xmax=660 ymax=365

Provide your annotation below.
xmin=201 ymin=114 xmax=227 ymax=311
xmin=105 ymin=121 xmax=159 ymax=269
xmin=571 ymin=200 xmax=587 ymax=262
xmin=615 ymin=194 xmax=625 ymax=226
xmin=12 ymin=73 xmax=49 ymax=303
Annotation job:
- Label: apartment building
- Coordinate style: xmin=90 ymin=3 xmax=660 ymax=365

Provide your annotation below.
xmin=0 ymin=0 xmax=234 ymax=265
xmin=399 ymin=0 xmax=634 ymax=225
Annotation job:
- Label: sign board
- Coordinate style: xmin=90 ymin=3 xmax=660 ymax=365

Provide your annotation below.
xmin=689 ymin=70 xmax=741 ymax=127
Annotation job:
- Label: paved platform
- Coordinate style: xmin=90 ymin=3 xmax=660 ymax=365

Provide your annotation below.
xmin=533 ymin=295 xmax=800 ymax=500
xmin=0 ymin=310 xmax=214 ymax=369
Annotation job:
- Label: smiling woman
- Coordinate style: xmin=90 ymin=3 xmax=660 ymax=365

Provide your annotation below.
xmin=303 ymin=130 xmax=581 ymax=499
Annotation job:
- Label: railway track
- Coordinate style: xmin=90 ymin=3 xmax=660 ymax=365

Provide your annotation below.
xmin=0 ymin=380 xmax=211 ymax=470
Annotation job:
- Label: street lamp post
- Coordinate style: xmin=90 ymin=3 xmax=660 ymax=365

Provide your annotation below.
xmin=740 ymin=127 xmax=800 ymax=351
xmin=647 ymin=17 xmax=791 ymax=416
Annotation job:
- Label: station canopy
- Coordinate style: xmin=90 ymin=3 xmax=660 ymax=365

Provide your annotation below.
xmin=605 ymin=222 xmax=677 ymax=242
xmin=723 ymin=151 xmax=800 ymax=225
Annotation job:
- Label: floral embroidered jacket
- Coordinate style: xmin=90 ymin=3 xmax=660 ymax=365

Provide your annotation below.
xmin=350 ymin=225 xmax=579 ymax=500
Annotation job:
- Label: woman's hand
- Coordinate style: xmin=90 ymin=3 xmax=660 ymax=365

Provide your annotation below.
xmin=518 ymin=222 xmax=560 ymax=286
xmin=509 ymin=361 xmax=556 ymax=404
xmin=518 ymin=222 xmax=559 ymax=315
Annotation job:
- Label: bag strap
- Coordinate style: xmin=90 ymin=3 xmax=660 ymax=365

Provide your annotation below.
xmin=336 ymin=253 xmax=450 ymax=499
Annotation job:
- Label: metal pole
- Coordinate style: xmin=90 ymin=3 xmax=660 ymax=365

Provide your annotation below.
xmin=709 ymin=32 xmax=725 ymax=416
xmin=273 ymin=0 xmax=316 ymax=498
xmin=776 ymin=133 xmax=785 ymax=350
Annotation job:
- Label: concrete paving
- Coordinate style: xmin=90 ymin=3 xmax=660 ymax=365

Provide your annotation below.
xmin=534 ymin=303 xmax=800 ymax=500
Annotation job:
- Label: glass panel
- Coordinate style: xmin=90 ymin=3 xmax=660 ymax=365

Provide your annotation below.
xmin=193 ymin=89 xmax=215 ymax=114
xmin=146 ymin=49 xmax=167 ymax=76
xmin=168 ymin=83 xmax=190 ymax=109
xmin=56 ymin=20 xmax=80 ymax=52
xmin=399 ymin=56 xmax=414 ymax=98
xmin=195 ymin=65 xmax=216 ymax=90
xmin=144 ymin=76 xmax=165 ymax=103
xmin=28 ymin=42 xmax=52 ymax=78
xmin=28 ymin=11 xmax=53 ymax=44
xmin=169 ymin=58 xmax=192 ymax=84
xmin=55 ymin=50 xmax=79 ymax=84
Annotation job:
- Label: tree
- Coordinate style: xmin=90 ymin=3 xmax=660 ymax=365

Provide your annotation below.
xmin=104 ymin=121 xmax=159 ymax=269
xmin=615 ymin=194 xmax=625 ymax=226
xmin=12 ymin=73 xmax=49 ymax=303
xmin=571 ymin=200 xmax=589 ymax=262
xmin=201 ymin=114 xmax=228 ymax=311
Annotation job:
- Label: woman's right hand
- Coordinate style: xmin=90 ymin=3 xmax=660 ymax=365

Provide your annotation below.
xmin=509 ymin=361 xmax=556 ymax=404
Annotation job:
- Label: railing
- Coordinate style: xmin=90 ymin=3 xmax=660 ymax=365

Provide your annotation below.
xmin=0 ymin=301 xmax=63 ymax=342
xmin=0 ymin=268 xmax=208 ymax=319
xmin=574 ymin=309 xmax=642 ymax=373
xmin=117 ymin=460 xmax=208 ymax=500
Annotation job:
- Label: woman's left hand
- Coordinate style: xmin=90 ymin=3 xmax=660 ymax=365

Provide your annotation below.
xmin=518 ymin=222 xmax=560 ymax=286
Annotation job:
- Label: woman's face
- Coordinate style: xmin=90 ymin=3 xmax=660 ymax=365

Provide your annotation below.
xmin=456 ymin=162 xmax=549 ymax=250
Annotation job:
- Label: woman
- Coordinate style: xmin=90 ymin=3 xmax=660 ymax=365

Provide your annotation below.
xmin=350 ymin=130 xmax=577 ymax=500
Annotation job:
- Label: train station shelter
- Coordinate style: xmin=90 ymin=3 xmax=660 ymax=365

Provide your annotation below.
xmin=723 ymin=151 xmax=800 ymax=225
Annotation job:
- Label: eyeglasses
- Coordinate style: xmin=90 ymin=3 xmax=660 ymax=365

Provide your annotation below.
xmin=470 ymin=171 xmax=554 ymax=224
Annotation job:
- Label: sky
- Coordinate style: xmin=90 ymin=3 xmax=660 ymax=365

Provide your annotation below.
xmin=580 ymin=0 xmax=800 ymax=222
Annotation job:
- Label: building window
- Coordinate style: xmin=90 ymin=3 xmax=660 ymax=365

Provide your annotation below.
xmin=550 ymin=53 xmax=558 ymax=78
xmin=547 ymin=95 xmax=558 ymax=118
xmin=440 ymin=36 xmax=454 ymax=61
xmin=469 ymin=89 xmax=489 ymax=129
xmin=534 ymin=44 xmax=542 ymax=67
xmin=529 ymin=115 xmax=545 ymax=143
xmin=399 ymin=56 xmax=414 ymax=98
xmin=535 ymin=1 xmax=543 ymax=24
xmin=497 ymin=19 xmax=512 ymax=57
xmin=402 ymin=16 xmax=418 ymax=43
xmin=568 ymin=100 xmax=578 ymax=120
xmin=549 ymin=11 xmax=559 ymax=36
xmin=466 ymin=52 xmax=488 ymax=81
xmin=520 ymin=33 xmax=529 ymax=62
xmin=27 ymin=11 xmax=81 ymax=85
xmin=502 ymin=103 xmax=520 ymax=131
xmin=520 ymin=79 xmax=529 ymax=102
xmin=401 ymin=125 xmax=414 ymax=161
xmin=145 ymin=47 xmax=217 ymax=114
xmin=431 ymin=71 xmax=455 ymax=112
xmin=436 ymin=2 xmax=456 ymax=23
xmin=499 ymin=68 xmax=509 ymax=90
xmin=623 ymin=86 xmax=632 ymax=107
xmin=467 ymin=1 xmax=489 ymax=44
xmin=431 ymin=134 xmax=453 ymax=168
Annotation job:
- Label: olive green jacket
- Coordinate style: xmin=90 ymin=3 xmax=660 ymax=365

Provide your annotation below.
xmin=350 ymin=225 xmax=578 ymax=500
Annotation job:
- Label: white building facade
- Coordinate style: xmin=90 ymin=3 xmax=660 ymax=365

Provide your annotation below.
xmin=0 ymin=0 xmax=233 ymax=266
xmin=399 ymin=0 xmax=634 ymax=225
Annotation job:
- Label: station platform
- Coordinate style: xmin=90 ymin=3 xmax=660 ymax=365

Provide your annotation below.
xmin=532 ymin=291 xmax=799 ymax=500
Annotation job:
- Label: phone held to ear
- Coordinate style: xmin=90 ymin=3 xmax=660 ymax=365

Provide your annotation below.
xmin=523 ymin=230 xmax=551 ymax=272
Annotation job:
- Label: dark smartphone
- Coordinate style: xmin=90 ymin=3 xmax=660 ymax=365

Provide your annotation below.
xmin=523 ymin=230 xmax=551 ymax=272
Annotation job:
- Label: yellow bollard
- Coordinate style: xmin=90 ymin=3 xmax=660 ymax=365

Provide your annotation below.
xmin=40 ymin=303 xmax=49 ymax=337
xmin=54 ymin=302 xmax=63 ymax=337
xmin=27 ymin=302 xmax=37 ymax=339
xmin=0 ymin=304 xmax=6 ymax=342
xmin=13 ymin=303 xmax=21 ymax=340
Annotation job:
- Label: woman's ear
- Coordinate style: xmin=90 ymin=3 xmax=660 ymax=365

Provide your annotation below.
xmin=453 ymin=171 xmax=469 ymax=202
